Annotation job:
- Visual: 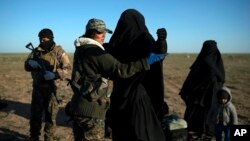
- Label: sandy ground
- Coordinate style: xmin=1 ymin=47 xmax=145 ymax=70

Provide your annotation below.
xmin=0 ymin=54 xmax=249 ymax=141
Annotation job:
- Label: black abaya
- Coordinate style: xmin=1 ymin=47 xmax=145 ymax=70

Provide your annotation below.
xmin=106 ymin=9 xmax=167 ymax=141
xmin=179 ymin=40 xmax=225 ymax=136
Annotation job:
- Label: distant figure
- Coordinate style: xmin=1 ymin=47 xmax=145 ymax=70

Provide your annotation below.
xmin=207 ymin=86 xmax=238 ymax=141
xmin=24 ymin=28 xmax=71 ymax=141
xmin=68 ymin=18 xmax=165 ymax=141
xmin=105 ymin=9 xmax=167 ymax=141
xmin=179 ymin=40 xmax=225 ymax=141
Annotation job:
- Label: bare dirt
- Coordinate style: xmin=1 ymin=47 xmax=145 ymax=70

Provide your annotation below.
xmin=0 ymin=53 xmax=249 ymax=141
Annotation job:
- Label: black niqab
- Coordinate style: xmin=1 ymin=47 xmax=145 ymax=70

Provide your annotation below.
xmin=107 ymin=9 xmax=166 ymax=141
xmin=191 ymin=40 xmax=225 ymax=82
xmin=179 ymin=40 xmax=225 ymax=134
xmin=108 ymin=9 xmax=153 ymax=62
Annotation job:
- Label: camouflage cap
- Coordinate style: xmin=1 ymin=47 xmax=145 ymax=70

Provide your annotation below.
xmin=86 ymin=18 xmax=113 ymax=34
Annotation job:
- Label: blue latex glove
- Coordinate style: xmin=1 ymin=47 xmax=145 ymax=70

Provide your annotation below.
xmin=147 ymin=53 xmax=166 ymax=65
xmin=44 ymin=71 xmax=55 ymax=80
xmin=28 ymin=60 xmax=41 ymax=69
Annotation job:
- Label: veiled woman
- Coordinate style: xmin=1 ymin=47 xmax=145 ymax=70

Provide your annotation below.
xmin=105 ymin=9 xmax=168 ymax=141
xmin=179 ymin=40 xmax=225 ymax=139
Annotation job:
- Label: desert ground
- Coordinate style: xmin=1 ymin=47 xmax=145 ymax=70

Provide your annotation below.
xmin=0 ymin=53 xmax=249 ymax=141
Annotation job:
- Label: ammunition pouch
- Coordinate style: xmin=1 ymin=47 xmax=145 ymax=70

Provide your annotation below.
xmin=67 ymin=75 xmax=113 ymax=105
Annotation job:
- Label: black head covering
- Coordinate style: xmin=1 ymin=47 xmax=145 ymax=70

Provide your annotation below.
xmin=217 ymin=86 xmax=231 ymax=101
xmin=38 ymin=28 xmax=54 ymax=39
xmin=218 ymin=90 xmax=229 ymax=100
xmin=109 ymin=9 xmax=154 ymax=62
xmin=38 ymin=28 xmax=55 ymax=51
xmin=191 ymin=40 xmax=225 ymax=82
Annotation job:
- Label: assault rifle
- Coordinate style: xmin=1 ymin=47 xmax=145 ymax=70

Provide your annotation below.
xmin=25 ymin=42 xmax=47 ymax=75
xmin=25 ymin=42 xmax=61 ymax=104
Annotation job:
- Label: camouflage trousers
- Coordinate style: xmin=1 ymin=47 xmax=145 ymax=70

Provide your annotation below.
xmin=29 ymin=88 xmax=59 ymax=141
xmin=72 ymin=116 xmax=106 ymax=141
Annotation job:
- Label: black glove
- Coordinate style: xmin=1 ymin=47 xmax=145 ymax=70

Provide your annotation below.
xmin=154 ymin=28 xmax=168 ymax=54
xmin=157 ymin=28 xmax=167 ymax=40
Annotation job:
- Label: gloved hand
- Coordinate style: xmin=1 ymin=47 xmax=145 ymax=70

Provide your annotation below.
xmin=44 ymin=71 xmax=56 ymax=80
xmin=157 ymin=28 xmax=167 ymax=40
xmin=28 ymin=60 xmax=41 ymax=69
xmin=147 ymin=53 xmax=166 ymax=65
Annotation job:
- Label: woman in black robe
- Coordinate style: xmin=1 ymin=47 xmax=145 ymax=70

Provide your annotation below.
xmin=105 ymin=9 xmax=168 ymax=141
xmin=179 ymin=40 xmax=225 ymax=140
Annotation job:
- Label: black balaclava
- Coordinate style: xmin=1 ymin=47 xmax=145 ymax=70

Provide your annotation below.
xmin=38 ymin=28 xmax=55 ymax=51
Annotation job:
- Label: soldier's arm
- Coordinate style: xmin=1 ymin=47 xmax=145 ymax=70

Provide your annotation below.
xmin=97 ymin=51 xmax=150 ymax=79
xmin=55 ymin=47 xmax=71 ymax=80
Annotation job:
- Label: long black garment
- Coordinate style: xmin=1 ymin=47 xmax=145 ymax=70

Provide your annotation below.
xmin=179 ymin=40 xmax=225 ymax=135
xmin=106 ymin=9 xmax=166 ymax=141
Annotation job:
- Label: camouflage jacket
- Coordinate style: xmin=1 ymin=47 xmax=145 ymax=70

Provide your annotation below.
xmin=24 ymin=44 xmax=71 ymax=88
xmin=69 ymin=37 xmax=149 ymax=119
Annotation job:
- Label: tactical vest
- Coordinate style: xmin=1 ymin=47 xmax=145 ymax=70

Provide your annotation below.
xmin=31 ymin=45 xmax=64 ymax=88
xmin=39 ymin=45 xmax=62 ymax=72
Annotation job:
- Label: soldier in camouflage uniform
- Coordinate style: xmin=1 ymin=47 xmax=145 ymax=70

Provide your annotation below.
xmin=68 ymin=18 xmax=166 ymax=141
xmin=24 ymin=28 xmax=71 ymax=141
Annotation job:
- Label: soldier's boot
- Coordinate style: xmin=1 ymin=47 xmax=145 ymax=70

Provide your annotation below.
xmin=44 ymin=121 xmax=56 ymax=141
xmin=30 ymin=118 xmax=42 ymax=141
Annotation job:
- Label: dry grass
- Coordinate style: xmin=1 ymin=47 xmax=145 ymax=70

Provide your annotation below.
xmin=0 ymin=53 xmax=249 ymax=141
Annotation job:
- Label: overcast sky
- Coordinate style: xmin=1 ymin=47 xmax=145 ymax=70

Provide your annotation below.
xmin=0 ymin=0 xmax=250 ymax=53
